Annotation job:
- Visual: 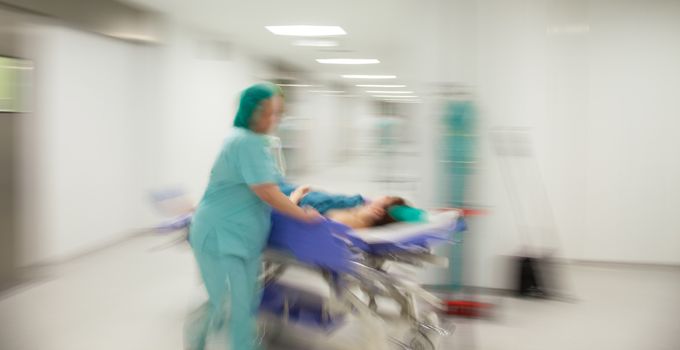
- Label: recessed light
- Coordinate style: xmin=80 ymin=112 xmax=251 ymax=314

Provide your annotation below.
xmin=365 ymin=91 xmax=414 ymax=94
xmin=318 ymin=49 xmax=355 ymax=53
xmin=342 ymin=75 xmax=396 ymax=79
xmin=266 ymin=25 xmax=346 ymax=37
xmin=383 ymin=100 xmax=422 ymax=104
xmin=372 ymin=95 xmax=418 ymax=98
xmin=316 ymin=58 xmax=380 ymax=65
xmin=293 ymin=40 xmax=339 ymax=47
xmin=356 ymin=84 xmax=406 ymax=88
xmin=278 ymin=84 xmax=314 ymax=87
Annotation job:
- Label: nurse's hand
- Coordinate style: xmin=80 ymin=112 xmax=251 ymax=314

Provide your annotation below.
xmin=300 ymin=207 xmax=323 ymax=223
xmin=250 ymin=183 xmax=322 ymax=223
xmin=290 ymin=185 xmax=312 ymax=205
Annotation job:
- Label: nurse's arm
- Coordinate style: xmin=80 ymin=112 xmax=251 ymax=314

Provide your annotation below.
xmin=251 ymin=183 xmax=321 ymax=222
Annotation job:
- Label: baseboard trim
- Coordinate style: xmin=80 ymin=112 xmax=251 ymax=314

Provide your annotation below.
xmin=568 ymin=259 xmax=680 ymax=270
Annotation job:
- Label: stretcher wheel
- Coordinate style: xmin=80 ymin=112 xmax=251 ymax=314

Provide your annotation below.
xmin=368 ymin=296 xmax=378 ymax=311
xmin=256 ymin=323 xmax=267 ymax=346
xmin=257 ymin=316 xmax=283 ymax=344
xmin=409 ymin=332 xmax=435 ymax=350
xmin=411 ymin=311 xmax=443 ymax=350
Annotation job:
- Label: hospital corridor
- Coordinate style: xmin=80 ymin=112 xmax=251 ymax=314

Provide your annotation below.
xmin=1 ymin=1 xmax=680 ymax=350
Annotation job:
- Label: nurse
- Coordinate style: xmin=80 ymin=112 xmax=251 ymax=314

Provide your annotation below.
xmin=185 ymin=83 xmax=321 ymax=350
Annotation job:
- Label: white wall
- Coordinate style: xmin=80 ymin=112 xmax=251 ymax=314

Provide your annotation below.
xmin=302 ymin=93 xmax=336 ymax=167
xmin=283 ymin=91 xmax=375 ymax=171
xmin=17 ymin=20 xmax=269 ymax=266
xmin=407 ymin=0 xmax=680 ymax=288
xmin=18 ymin=24 xmax=153 ymax=265
xmin=142 ymin=25 xmax=261 ymax=202
xmin=583 ymin=0 xmax=680 ymax=263
xmin=444 ymin=0 xmax=680 ymax=289
xmin=474 ymin=0 xmax=680 ymax=266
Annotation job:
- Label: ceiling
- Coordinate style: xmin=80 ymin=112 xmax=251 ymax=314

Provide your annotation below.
xmin=121 ymin=0 xmax=439 ymax=90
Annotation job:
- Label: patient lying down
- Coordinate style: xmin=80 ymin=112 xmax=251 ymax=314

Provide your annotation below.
xmin=289 ymin=185 xmax=409 ymax=229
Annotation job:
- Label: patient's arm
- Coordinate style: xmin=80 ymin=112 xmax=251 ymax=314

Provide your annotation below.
xmin=289 ymin=185 xmax=311 ymax=204
xmin=326 ymin=206 xmax=383 ymax=229
xmin=326 ymin=209 xmax=367 ymax=229
xmin=358 ymin=205 xmax=385 ymax=221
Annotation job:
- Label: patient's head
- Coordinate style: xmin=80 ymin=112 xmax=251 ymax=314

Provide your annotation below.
xmin=370 ymin=196 xmax=407 ymax=226
xmin=371 ymin=196 xmax=405 ymax=209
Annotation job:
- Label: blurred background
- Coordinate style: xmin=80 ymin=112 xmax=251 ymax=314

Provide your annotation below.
xmin=0 ymin=0 xmax=679 ymax=349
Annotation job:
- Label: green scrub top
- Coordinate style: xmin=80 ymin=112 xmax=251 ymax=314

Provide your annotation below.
xmin=189 ymin=127 xmax=279 ymax=258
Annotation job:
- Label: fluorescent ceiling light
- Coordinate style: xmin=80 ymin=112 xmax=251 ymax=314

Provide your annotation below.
xmin=266 ymin=25 xmax=346 ymax=37
xmin=310 ymin=90 xmax=345 ymax=93
xmin=342 ymin=75 xmax=396 ymax=79
xmin=382 ymin=97 xmax=422 ymax=101
xmin=293 ymin=40 xmax=339 ymax=47
xmin=372 ymin=95 xmax=418 ymax=98
xmin=384 ymin=100 xmax=422 ymax=104
xmin=316 ymin=58 xmax=380 ymax=65
xmin=278 ymin=84 xmax=314 ymax=87
xmin=322 ymin=94 xmax=358 ymax=97
xmin=356 ymin=84 xmax=406 ymax=88
xmin=366 ymin=90 xmax=413 ymax=94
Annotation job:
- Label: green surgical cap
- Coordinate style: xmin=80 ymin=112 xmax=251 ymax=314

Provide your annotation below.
xmin=233 ymin=82 xmax=282 ymax=129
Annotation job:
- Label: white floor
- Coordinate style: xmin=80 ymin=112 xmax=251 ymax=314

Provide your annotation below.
xmin=0 ymin=233 xmax=679 ymax=350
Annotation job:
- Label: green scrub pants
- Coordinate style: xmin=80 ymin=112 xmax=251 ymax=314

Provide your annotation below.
xmin=185 ymin=249 xmax=262 ymax=350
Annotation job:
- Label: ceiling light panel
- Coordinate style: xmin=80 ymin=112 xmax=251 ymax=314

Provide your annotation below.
xmin=266 ymin=25 xmax=346 ymax=37
xmin=342 ymin=75 xmax=396 ymax=79
xmin=316 ymin=58 xmax=380 ymax=65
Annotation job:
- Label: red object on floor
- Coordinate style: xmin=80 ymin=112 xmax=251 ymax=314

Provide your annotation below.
xmin=443 ymin=300 xmax=493 ymax=317
xmin=434 ymin=207 xmax=489 ymax=217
